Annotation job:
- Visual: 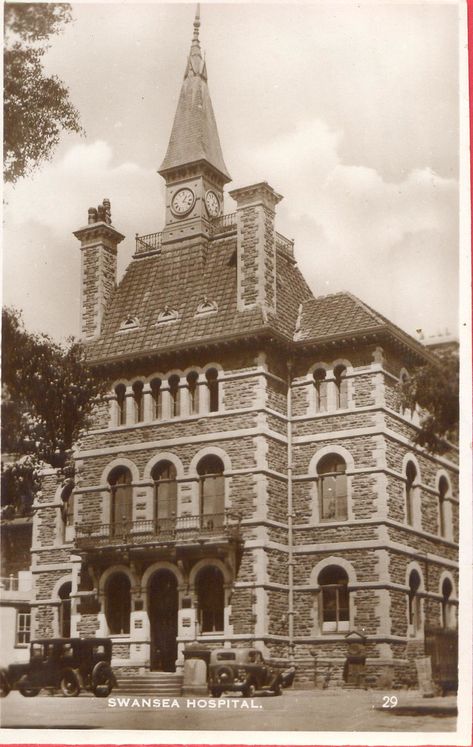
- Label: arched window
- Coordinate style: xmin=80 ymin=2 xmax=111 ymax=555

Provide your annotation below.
xmin=106 ymin=573 xmax=131 ymax=634
xmin=408 ymin=570 xmax=421 ymax=635
xmin=334 ymin=365 xmax=348 ymax=409
xmin=152 ymin=461 xmax=177 ymax=531
xmin=313 ymin=369 xmax=327 ymax=413
xmin=58 ymin=582 xmax=72 ymax=638
xmin=441 ymin=578 xmax=453 ymax=629
xmin=151 ymin=378 xmax=162 ymax=420
xmin=196 ymin=566 xmax=224 ymax=633
xmin=438 ymin=476 xmax=449 ymax=537
xmin=405 ymin=462 xmax=417 ymax=526
xmin=187 ymin=371 xmax=199 ymax=415
xmin=169 ymin=375 xmax=180 ymax=418
xmin=109 ymin=467 xmax=133 ymax=535
xmin=197 ymin=455 xmax=225 ymax=528
xmin=133 ymin=381 xmax=144 ymax=423
xmin=206 ymin=369 xmax=219 ymax=412
xmin=317 ymin=454 xmax=348 ymax=521
xmin=115 ymin=384 xmax=126 ymax=426
xmin=318 ymin=565 xmax=349 ymax=632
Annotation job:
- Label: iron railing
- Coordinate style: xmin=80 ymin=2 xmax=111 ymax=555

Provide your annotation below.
xmin=135 ymin=231 xmax=163 ymax=255
xmin=76 ymin=513 xmax=241 ymax=549
xmin=275 ymin=231 xmax=294 ymax=256
xmin=209 ymin=212 xmax=237 ymax=237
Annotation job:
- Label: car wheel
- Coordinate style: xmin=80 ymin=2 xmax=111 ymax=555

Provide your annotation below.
xmin=92 ymin=662 xmax=114 ymax=697
xmin=273 ymin=683 xmax=282 ymax=696
xmin=0 ymin=670 xmax=10 ymax=698
xmin=242 ymin=682 xmax=256 ymax=698
xmin=60 ymin=668 xmax=81 ymax=697
xmin=18 ymin=675 xmax=40 ymax=698
xmin=211 ymin=688 xmax=223 ymax=698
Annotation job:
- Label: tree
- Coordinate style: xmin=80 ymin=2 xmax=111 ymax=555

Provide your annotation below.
xmin=1 ymin=307 xmax=107 ymax=516
xmin=4 ymin=3 xmax=83 ymax=183
xmin=400 ymin=348 xmax=459 ymax=455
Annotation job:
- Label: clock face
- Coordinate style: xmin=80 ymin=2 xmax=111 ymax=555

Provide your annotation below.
xmin=171 ymin=188 xmax=195 ymax=216
xmin=205 ymin=190 xmax=220 ymax=217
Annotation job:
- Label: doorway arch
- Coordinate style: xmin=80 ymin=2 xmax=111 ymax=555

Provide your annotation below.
xmin=148 ymin=570 xmax=178 ymax=671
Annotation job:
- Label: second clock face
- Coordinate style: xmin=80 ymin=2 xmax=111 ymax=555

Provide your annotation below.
xmin=171 ymin=188 xmax=195 ymax=216
xmin=205 ymin=190 xmax=220 ymax=217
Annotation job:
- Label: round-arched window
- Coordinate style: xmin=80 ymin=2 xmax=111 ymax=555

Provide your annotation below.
xmin=197 ymin=456 xmax=225 ymax=528
xmin=317 ymin=454 xmax=348 ymax=521
xmin=318 ymin=565 xmax=349 ymax=632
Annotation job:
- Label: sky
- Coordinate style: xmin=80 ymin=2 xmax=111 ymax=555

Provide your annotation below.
xmin=3 ymin=1 xmax=463 ymax=342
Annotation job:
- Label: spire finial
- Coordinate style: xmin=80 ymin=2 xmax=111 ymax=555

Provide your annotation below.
xmin=193 ymin=3 xmax=201 ymax=42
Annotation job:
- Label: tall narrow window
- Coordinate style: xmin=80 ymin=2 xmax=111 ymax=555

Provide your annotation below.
xmin=198 ymin=456 xmax=225 ymax=528
xmin=318 ymin=565 xmax=349 ymax=632
xmin=109 ymin=467 xmax=133 ymax=535
xmin=16 ymin=606 xmax=31 ymax=646
xmin=196 ymin=566 xmax=224 ymax=633
xmin=313 ymin=369 xmax=327 ymax=412
xmin=408 ymin=570 xmax=421 ymax=635
xmin=169 ymin=375 xmax=180 ymax=418
xmin=58 ymin=582 xmax=72 ymax=638
xmin=317 ymin=454 xmax=348 ymax=521
xmin=334 ymin=365 xmax=348 ymax=409
xmin=106 ymin=573 xmax=131 ymax=634
xmin=206 ymin=369 xmax=219 ymax=412
xmin=152 ymin=461 xmax=177 ymax=531
xmin=133 ymin=381 xmax=144 ymax=422
xmin=151 ymin=378 xmax=162 ymax=420
xmin=115 ymin=384 xmax=126 ymax=425
xmin=438 ymin=476 xmax=449 ymax=538
xmin=441 ymin=578 xmax=453 ymax=629
xmin=187 ymin=371 xmax=199 ymax=415
xmin=405 ymin=462 xmax=417 ymax=526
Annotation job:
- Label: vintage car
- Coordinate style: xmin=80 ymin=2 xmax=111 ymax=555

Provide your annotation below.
xmin=208 ymin=647 xmax=296 ymax=697
xmin=0 ymin=638 xmax=117 ymax=698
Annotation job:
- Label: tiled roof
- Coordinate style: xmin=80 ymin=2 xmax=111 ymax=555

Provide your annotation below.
xmin=86 ymin=237 xmax=313 ymax=364
xmin=296 ymin=292 xmax=386 ymax=341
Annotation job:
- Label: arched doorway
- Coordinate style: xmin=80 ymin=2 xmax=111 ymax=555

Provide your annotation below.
xmin=148 ymin=570 xmax=178 ymax=671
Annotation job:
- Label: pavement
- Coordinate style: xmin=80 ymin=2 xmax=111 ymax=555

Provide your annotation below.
xmin=0 ymin=687 xmax=458 ymax=735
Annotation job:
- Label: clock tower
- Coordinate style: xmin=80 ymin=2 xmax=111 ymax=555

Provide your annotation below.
xmin=159 ymin=6 xmax=231 ymax=244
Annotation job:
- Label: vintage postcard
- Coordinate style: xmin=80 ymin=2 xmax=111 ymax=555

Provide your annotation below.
xmin=1 ymin=1 xmax=471 ymax=745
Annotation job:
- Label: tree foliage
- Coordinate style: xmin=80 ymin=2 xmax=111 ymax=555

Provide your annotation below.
xmin=1 ymin=307 xmax=107 ymax=516
xmin=4 ymin=3 xmax=83 ymax=183
xmin=400 ymin=348 xmax=459 ymax=454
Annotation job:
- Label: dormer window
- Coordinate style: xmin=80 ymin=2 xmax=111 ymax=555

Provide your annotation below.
xmin=157 ymin=306 xmax=179 ymax=324
xmin=196 ymin=297 xmax=218 ymax=316
xmin=118 ymin=315 xmax=139 ymax=332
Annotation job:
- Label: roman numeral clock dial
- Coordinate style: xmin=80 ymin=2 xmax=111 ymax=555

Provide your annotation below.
xmin=171 ymin=187 xmax=195 ymax=216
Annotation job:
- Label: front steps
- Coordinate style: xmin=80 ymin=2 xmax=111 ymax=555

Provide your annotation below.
xmin=115 ymin=671 xmax=184 ymax=695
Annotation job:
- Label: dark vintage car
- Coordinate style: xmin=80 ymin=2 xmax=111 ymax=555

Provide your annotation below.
xmin=0 ymin=638 xmax=117 ymax=698
xmin=208 ymin=647 xmax=296 ymax=697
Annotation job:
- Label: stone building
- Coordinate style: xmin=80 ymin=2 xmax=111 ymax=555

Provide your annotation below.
xmin=31 ymin=9 xmax=458 ymax=689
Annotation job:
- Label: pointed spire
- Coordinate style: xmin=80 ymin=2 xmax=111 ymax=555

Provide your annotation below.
xmin=159 ymin=5 xmax=230 ymax=182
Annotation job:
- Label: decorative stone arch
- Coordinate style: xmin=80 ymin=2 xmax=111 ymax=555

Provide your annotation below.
xmin=202 ymin=363 xmax=224 ymax=414
xmin=306 ymin=362 xmax=330 ymax=415
xmin=182 ymin=364 xmax=204 ymax=378
xmin=100 ymin=458 xmax=140 ymax=486
xmin=435 ymin=470 xmax=453 ymax=539
xmin=438 ymin=570 xmax=456 ymax=599
xmin=405 ymin=561 xmax=425 ymax=590
xmin=435 ymin=470 xmax=452 ymax=493
xmin=111 ymin=377 xmax=130 ymax=391
xmin=405 ymin=562 xmax=424 ymax=637
xmin=401 ymin=452 xmax=422 ymax=481
xmin=52 ymin=574 xmax=73 ymax=601
xmin=309 ymin=446 xmax=355 ymax=524
xmin=189 ymin=558 xmax=233 ymax=587
xmin=164 ymin=367 xmax=185 ymax=381
xmin=307 ymin=361 xmax=330 ymax=377
xmin=142 ymin=561 xmax=184 ymax=597
xmin=143 ymin=453 xmax=184 ymax=481
xmin=310 ymin=557 xmax=356 ymax=635
xmin=330 ymin=358 xmax=354 ymax=374
xmin=99 ymin=564 xmax=138 ymax=594
xmin=402 ymin=454 xmax=422 ymax=529
xmin=52 ymin=575 xmax=73 ymax=638
xmin=190 ymin=559 xmax=232 ymax=635
xmin=189 ymin=446 xmax=232 ymax=476
xmin=203 ymin=361 xmax=224 ymax=376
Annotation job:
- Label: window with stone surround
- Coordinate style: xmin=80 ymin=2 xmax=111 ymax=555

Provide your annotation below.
xmin=313 ymin=368 xmax=328 ymax=412
xmin=198 ymin=456 xmax=225 ymax=528
xmin=132 ymin=381 xmax=144 ymax=422
xmin=318 ymin=565 xmax=349 ymax=632
xmin=317 ymin=454 xmax=348 ymax=522
xmin=408 ymin=569 xmax=422 ymax=636
xmin=206 ymin=368 xmax=219 ymax=412
xmin=441 ymin=578 xmax=454 ymax=629
xmin=16 ymin=606 xmax=31 ymax=646
xmin=150 ymin=378 xmax=162 ymax=419
xmin=187 ymin=371 xmax=199 ymax=415
xmin=58 ymin=582 xmax=72 ymax=637
xmin=405 ymin=461 xmax=417 ymax=526
xmin=152 ymin=461 xmax=177 ymax=531
xmin=196 ymin=566 xmax=224 ymax=633
xmin=438 ymin=476 xmax=449 ymax=537
xmin=115 ymin=384 xmax=126 ymax=425
xmin=334 ymin=364 xmax=348 ymax=409
xmin=106 ymin=573 xmax=131 ymax=635
xmin=109 ymin=467 xmax=133 ymax=534
xmin=169 ymin=374 xmax=180 ymax=418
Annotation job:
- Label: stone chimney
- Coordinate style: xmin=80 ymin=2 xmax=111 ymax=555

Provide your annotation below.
xmin=73 ymin=199 xmax=125 ymax=340
xmin=229 ymin=183 xmax=282 ymax=316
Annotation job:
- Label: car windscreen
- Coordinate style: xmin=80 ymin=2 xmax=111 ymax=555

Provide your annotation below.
xmin=215 ymin=652 xmax=236 ymax=660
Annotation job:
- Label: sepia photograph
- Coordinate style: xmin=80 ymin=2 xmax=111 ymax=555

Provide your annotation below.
xmin=1 ymin=1 xmax=471 ymax=744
